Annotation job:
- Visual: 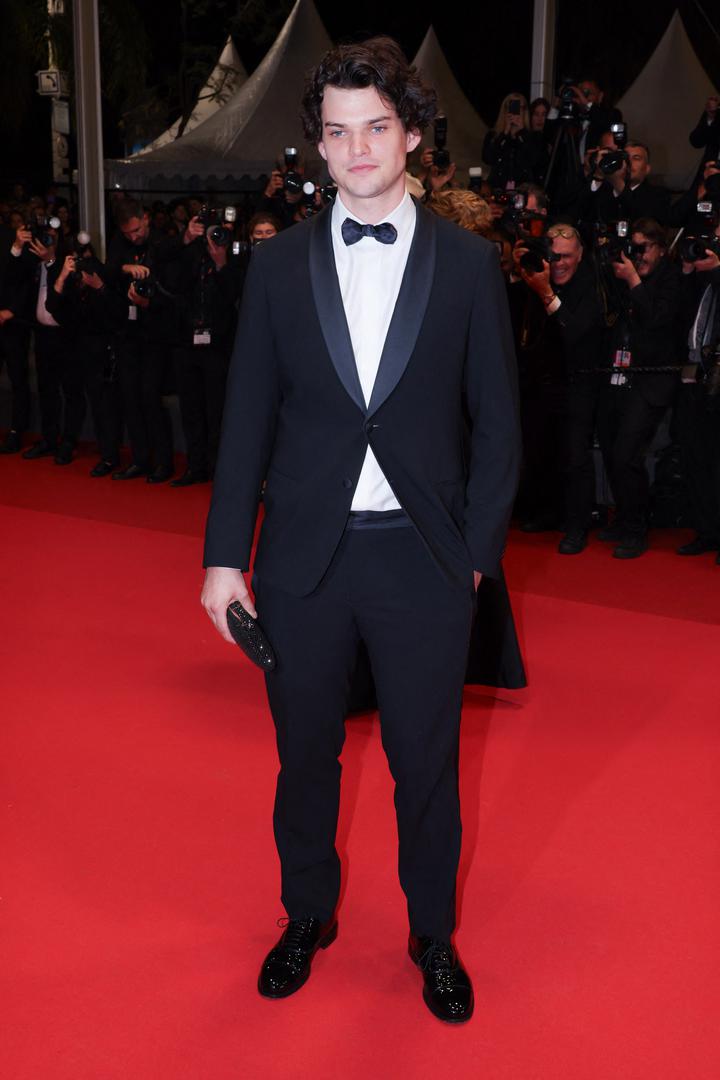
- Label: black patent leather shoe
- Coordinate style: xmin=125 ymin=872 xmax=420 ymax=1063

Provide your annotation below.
xmin=409 ymin=935 xmax=474 ymax=1024
xmin=558 ymin=529 xmax=587 ymax=555
xmin=112 ymin=464 xmax=147 ymax=480
xmin=90 ymin=459 xmax=118 ymax=478
xmin=613 ymin=533 xmax=648 ymax=559
xmin=146 ymin=465 xmax=173 ymax=484
xmin=677 ymin=535 xmax=719 ymax=556
xmin=54 ymin=442 xmax=74 ymax=466
xmin=22 ymin=439 xmax=56 ymax=460
xmin=170 ymin=469 xmax=209 ymax=488
xmin=0 ymin=431 xmax=22 ymax=454
xmin=258 ymin=917 xmax=337 ymax=999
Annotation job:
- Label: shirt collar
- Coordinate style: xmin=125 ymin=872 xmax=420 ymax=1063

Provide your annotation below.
xmin=332 ymin=189 xmax=415 ymax=241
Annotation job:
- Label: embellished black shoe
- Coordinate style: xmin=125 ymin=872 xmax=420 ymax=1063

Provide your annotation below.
xmin=409 ymin=935 xmax=474 ymax=1024
xmin=258 ymin=917 xmax=337 ymax=999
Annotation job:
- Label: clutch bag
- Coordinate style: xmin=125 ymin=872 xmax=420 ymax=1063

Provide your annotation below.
xmin=226 ymin=601 xmax=277 ymax=671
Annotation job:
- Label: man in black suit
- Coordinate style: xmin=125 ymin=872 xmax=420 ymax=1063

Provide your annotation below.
xmin=596 ymin=219 xmax=682 ymax=558
xmin=201 ymin=37 xmax=520 ymax=1024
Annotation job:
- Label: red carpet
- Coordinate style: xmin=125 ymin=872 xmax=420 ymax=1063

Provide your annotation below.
xmin=2 ymin=447 xmax=720 ymax=1080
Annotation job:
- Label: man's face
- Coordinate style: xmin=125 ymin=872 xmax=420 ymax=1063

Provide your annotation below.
xmin=632 ymin=232 xmax=663 ymax=278
xmin=120 ymin=214 xmax=150 ymax=246
xmin=599 ymin=131 xmax=619 ymax=152
xmin=526 ymin=193 xmax=546 ymax=216
xmin=318 ymin=85 xmax=420 ymax=212
xmin=530 ymin=103 xmax=547 ymax=131
xmin=627 ymin=146 xmax=651 ymax=185
xmin=549 ymin=233 xmax=583 ymax=286
xmin=251 ymin=221 xmax=278 ymax=243
xmin=578 ymin=81 xmax=602 ymax=106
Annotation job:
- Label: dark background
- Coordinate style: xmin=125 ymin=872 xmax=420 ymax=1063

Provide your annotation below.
xmin=5 ymin=0 xmax=720 ymax=191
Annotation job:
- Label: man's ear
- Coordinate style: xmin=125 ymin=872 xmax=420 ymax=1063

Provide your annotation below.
xmin=318 ymin=140 xmax=327 ymax=163
xmin=406 ymin=128 xmax=422 ymax=154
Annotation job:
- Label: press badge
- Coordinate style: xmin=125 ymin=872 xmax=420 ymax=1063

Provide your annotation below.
xmin=193 ymin=329 xmax=212 ymax=346
xmin=128 ymin=304 xmax=138 ymax=321
xmin=611 ymin=345 xmax=632 ymax=386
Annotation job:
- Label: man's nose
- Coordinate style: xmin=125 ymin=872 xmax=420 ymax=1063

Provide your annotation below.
xmin=348 ymin=132 xmax=370 ymax=157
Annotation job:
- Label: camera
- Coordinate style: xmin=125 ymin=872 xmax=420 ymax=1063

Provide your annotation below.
xmin=432 ymin=116 xmax=450 ymax=171
xmin=319 ymin=180 xmax=337 ymax=205
xmin=678 ymin=201 xmax=720 ymax=262
xmin=595 ymin=220 xmax=645 ymax=264
xmin=508 ymin=99 xmax=521 ymax=116
xmin=519 ymin=236 xmax=560 ymax=274
xmin=590 ymin=123 xmax=629 ymax=177
xmin=301 ymin=181 xmax=320 ymax=218
xmin=283 ymin=147 xmax=303 ymax=195
xmin=198 ymin=205 xmax=236 ymax=246
xmin=133 ymin=276 xmax=156 ymax=300
xmin=558 ymin=78 xmax=578 ymax=122
xmin=29 ymin=215 xmax=61 ymax=248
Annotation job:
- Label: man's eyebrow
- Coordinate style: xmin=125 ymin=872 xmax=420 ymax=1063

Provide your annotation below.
xmin=323 ymin=115 xmax=393 ymax=129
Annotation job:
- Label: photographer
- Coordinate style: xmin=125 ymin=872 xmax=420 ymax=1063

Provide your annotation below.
xmin=513 ymin=224 xmax=609 ymax=553
xmin=586 ymin=140 xmax=672 ymax=227
xmin=596 ymin=219 xmax=682 ymax=558
xmin=0 ymin=216 xmax=31 ymax=454
xmin=257 ymin=149 xmax=305 ymax=230
xmin=674 ymin=208 xmax=720 ymax=561
xmin=689 ymin=96 xmax=720 ymax=175
xmin=546 ymin=79 xmax=622 ymax=164
xmin=170 ymin=209 xmax=248 ymax=487
xmin=483 ymin=94 xmax=545 ymax=190
xmin=8 ymin=218 xmax=86 ymax=464
xmin=44 ymin=241 xmax=126 ymax=477
xmin=106 ymin=199 xmax=183 ymax=484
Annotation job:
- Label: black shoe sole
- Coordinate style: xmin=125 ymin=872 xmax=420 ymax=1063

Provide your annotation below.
xmin=257 ymin=921 xmax=338 ymax=999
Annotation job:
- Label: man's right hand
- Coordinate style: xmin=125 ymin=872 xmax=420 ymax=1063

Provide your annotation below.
xmin=201 ymin=566 xmax=256 ymax=644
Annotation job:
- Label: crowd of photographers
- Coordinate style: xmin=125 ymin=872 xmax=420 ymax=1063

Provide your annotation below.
xmin=1 ymin=83 xmax=720 ymax=563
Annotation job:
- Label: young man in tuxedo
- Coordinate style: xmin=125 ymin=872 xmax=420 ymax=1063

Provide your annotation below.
xmin=201 ymin=37 xmax=520 ymax=1024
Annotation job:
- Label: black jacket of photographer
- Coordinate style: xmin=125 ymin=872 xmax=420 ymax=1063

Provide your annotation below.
xmin=581 ymin=176 xmax=673 ymax=228
xmin=608 ymin=257 xmax=683 ymax=407
xmin=509 ymin=258 xmax=608 ymax=390
xmin=105 ymin=227 xmax=182 ymax=344
xmin=44 ymin=258 xmax=128 ymax=343
xmin=482 ymin=129 xmax=546 ymax=190
xmin=174 ymin=238 xmax=246 ymax=350
xmin=689 ymin=111 xmax=720 ymax=171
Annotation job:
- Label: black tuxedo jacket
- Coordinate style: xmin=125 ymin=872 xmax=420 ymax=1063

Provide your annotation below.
xmin=204 ymin=200 xmax=521 ymax=598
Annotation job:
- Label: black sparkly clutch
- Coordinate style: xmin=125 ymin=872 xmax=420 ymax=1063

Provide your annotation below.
xmin=226 ymin=602 xmax=277 ymax=671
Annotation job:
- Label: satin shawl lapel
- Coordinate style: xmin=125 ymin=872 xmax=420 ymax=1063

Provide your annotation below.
xmin=308 ymin=206 xmax=366 ymax=414
xmin=366 ymin=201 xmax=436 ymax=417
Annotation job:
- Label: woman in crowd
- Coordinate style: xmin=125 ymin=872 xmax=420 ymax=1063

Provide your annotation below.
xmin=483 ymin=92 xmax=545 ymax=190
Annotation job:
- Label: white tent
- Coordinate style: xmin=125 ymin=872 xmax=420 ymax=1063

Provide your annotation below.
xmin=616 ymin=10 xmax=718 ymax=190
xmin=411 ymin=27 xmax=487 ymax=177
xmin=106 ymin=0 xmax=332 ymax=190
xmin=133 ymin=37 xmax=247 ymax=156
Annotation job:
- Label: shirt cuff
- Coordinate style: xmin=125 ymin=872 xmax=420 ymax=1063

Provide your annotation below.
xmin=546 ymin=296 xmax=561 ymax=315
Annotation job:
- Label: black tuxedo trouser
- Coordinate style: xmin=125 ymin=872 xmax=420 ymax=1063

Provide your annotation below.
xmin=253 ymin=521 xmax=476 ymax=941
xmin=118 ymin=338 xmax=173 ymax=471
xmin=34 ymin=325 xmax=86 ymax=447
xmin=597 ymin=385 xmax=666 ymax=534
xmin=82 ymin=337 xmax=123 ymax=464
xmin=0 ymin=322 xmax=31 ymax=433
xmin=174 ymin=344 xmax=230 ymax=475
xmin=677 ymin=382 xmax=720 ymax=540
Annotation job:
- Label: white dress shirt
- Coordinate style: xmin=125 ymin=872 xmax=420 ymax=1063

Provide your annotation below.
xmin=331 ymin=190 xmax=416 ymax=511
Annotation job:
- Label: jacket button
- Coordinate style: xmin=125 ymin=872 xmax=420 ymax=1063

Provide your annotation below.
xmin=342 ymin=478 xmax=353 ymax=489
xmin=364 ymin=421 xmax=378 ymax=434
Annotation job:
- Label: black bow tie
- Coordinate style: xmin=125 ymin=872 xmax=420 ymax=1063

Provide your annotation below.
xmin=341 ymin=218 xmax=398 ymax=246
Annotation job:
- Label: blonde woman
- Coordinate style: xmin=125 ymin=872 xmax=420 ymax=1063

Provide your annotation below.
xmin=482 ymin=92 xmax=545 ymax=189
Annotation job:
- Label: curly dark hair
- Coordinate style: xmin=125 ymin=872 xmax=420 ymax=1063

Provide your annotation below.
xmin=301 ymin=36 xmax=438 ymax=145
